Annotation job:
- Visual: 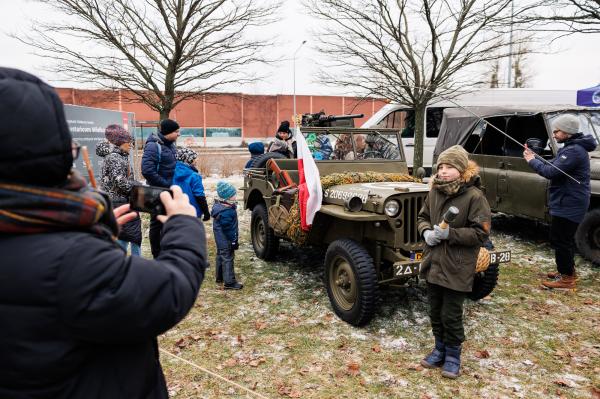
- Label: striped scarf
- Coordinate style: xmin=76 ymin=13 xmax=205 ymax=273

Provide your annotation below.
xmin=0 ymin=171 xmax=118 ymax=237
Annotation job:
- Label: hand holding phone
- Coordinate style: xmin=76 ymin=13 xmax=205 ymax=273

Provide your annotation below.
xmin=156 ymin=185 xmax=197 ymax=223
xmin=130 ymin=184 xmax=172 ymax=215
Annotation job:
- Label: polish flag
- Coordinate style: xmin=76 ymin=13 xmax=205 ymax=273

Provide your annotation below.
xmin=296 ymin=128 xmax=322 ymax=231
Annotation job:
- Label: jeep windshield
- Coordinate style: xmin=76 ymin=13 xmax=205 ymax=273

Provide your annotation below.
xmin=301 ymin=129 xmax=404 ymax=161
xmin=546 ymin=111 xmax=600 ymax=149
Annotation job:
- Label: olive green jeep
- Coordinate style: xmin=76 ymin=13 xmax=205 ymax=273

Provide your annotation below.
xmin=434 ymin=106 xmax=600 ymax=264
xmin=243 ymin=128 xmax=509 ymax=326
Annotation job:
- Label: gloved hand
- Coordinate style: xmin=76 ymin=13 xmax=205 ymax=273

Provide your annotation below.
xmin=203 ymin=213 xmax=210 ymax=221
xmin=433 ymin=224 xmax=450 ymax=240
xmin=231 ymin=241 xmax=239 ymax=250
xmin=197 ymin=196 xmax=211 ymax=222
xmin=423 ymin=229 xmax=441 ymax=246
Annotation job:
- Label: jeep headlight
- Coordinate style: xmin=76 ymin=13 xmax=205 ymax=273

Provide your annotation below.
xmin=384 ymin=200 xmax=401 ymax=217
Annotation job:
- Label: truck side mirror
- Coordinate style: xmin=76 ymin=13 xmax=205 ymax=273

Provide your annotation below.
xmin=415 ymin=167 xmax=426 ymax=179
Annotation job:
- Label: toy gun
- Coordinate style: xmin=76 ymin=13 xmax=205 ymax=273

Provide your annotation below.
xmin=439 ymin=206 xmax=459 ymax=229
xmin=301 ymin=111 xmax=364 ymax=127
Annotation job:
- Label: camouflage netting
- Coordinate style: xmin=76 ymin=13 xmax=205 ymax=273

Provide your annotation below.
xmin=282 ymin=172 xmax=421 ymax=244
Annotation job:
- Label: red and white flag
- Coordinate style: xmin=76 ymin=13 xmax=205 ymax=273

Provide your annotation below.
xmin=296 ymin=128 xmax=322 ymax=231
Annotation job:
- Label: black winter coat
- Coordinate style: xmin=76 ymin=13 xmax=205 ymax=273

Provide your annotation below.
xmin=0 ymin=215 xmax=208 ymax=399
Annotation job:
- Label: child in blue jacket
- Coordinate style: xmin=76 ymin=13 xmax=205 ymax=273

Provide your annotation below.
xmin=172 ymin=147 xmax=210 ymax=221
xmin=211 ymin=181 xmax=242 ymax=290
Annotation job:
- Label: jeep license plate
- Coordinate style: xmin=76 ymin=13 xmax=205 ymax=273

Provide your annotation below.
xmin=489 ymin=250 xmax=511 ymax=264
xmin=394 ymin=263 xmax=421 ymax=277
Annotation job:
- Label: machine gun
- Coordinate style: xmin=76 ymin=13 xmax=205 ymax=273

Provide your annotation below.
xmin=301 ymin=111 xmax=364 ymax=128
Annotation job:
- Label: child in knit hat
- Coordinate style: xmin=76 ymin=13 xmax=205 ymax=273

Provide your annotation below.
xmin=211 ymin=181 xmax=242 ymax=289
xmin=417 ymin=145 xmax=491 ymax=379
xmin=172 ymin=147 xmax=210 ymax=221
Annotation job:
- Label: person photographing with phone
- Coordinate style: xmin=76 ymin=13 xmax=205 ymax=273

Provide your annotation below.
xmin=0 ymin=68 xmax=208 ymax=398
xmin=417 ymin=145 xmax=491 ymax=379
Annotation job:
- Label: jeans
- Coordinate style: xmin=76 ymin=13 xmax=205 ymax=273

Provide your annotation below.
xmin=550 ymin=215 xmax=579 ymax=276
xmin=427 ymin=282 xmax=466 ymax=346
xmin=215 ymin=247 xmax=236 ymax=285
xmin=117 ymin=240 xmax=141 ymax=256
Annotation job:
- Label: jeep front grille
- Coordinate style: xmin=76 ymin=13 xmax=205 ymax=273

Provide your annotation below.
xmin=402 ymin=195 xmax=425 ymax=244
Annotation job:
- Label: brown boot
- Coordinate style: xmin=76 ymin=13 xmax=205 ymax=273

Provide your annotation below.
xmin=542 ymin=274 xmax=577 ymax=289
xmin=546 ymin=269 xmax=577 ymax=279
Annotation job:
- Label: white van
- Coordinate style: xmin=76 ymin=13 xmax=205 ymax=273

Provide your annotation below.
xmin=361 ymin=89 xmax=577 ymax=171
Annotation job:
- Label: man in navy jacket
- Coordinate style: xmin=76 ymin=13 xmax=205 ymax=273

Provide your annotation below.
xmin=524 ymin=114 xmax=597 ymax=289
xmin=142 ymin=119 xmax=180 ymax=257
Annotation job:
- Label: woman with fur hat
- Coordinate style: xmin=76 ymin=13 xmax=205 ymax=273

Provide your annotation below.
xmin=267 ymin=121 xmax=297 ymax=158
xmin=417 ymin=145 xmax=491 ymax=379
xmin=96 ymin=124 xmax=142 ymax=255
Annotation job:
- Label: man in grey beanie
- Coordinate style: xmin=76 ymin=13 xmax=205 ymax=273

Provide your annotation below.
xmin=523 ymin=113 xmax=597 ymax=289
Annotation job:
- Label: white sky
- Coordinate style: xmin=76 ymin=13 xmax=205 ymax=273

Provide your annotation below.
xmin=1 ymin=0 xmax=599 ymax=96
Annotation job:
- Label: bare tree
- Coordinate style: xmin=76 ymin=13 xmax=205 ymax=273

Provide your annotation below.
xmin=488 ymin=61 xmax=501 ymax=88
xmin=520 ymin=0 xmax=600 ymax=34
xmin=308 ymin=0 xmax=529 ymax=169
xmin=512 ymin=42 xmax=532 ymax=88
xmin=19 ymin=0 xmax=278 ymax=119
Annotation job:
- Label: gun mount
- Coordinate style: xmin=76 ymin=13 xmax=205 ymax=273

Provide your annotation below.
xmin=301 ymin=111 xmax=364 ymax=128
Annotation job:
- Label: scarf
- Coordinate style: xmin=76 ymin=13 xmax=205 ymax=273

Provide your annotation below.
xmin=432 ymin=177 xmax=462 ymax=196
xmin=0 ymin=170 xmax=118 ymax=237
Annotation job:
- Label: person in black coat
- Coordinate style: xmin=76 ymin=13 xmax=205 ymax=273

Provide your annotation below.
xmin=141 ymin=119 xmax=180 ymax=258
xmin=0 ymin=68 xmax=208 ymax=399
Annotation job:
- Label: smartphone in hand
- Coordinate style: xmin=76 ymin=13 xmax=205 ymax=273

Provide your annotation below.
xmin=130 ymin=185 xmax=173 ymax=215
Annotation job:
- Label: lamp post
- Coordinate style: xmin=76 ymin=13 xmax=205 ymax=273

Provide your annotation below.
xmin=293 ymin=40 xmax=307 ymax=128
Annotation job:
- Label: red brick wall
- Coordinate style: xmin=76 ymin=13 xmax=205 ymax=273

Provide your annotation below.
xmin=55 ymin=88 xmax=389 ymax=138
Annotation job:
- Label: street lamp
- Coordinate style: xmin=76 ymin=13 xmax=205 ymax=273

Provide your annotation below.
xmin=293 ymin=40 xmax=307 ymax=129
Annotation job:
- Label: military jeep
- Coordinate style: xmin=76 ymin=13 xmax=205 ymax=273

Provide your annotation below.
xmin=434 ymin=106 xmax=600 ymax=264
xmin=243 ymin=128 xmax=508 ymax=326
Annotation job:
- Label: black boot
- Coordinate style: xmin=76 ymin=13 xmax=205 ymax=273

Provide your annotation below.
xmin=441 ymin=344 xmax=461 ymax=379
xmin=420 ymin=337 xmax=445 ymax=368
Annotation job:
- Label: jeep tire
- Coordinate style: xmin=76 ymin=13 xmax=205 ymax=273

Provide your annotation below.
xmin=250 ymin=152 xmax=288 ymax=169
xmin=251 ymin=203 xmax=279 ymax=260
xmin=468 ymin=262 xmax=499 ymax=301
xmin=575 ymin=209 xmax=600 ymax=264
xmin=324 ymin=239 xmax=378 ymax=326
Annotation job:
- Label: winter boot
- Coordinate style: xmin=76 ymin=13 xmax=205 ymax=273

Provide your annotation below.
xmin=420 ymin=338 xmax=445 ymax=368
xmin=441 ymin=345 xmax=462 ymax=379
xmin=542 ymin=274 xmax=577 ymax=289
xmin=547 ymin=268 xmax=577 ymax=279
xmin=224 ymin=281 xmax=244 ymax=290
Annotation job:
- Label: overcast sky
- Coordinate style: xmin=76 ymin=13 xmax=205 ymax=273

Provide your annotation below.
xmin=1 ymin=0 xmax=599 ymax=96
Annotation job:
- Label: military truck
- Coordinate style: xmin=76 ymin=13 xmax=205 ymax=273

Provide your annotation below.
xmin=433 ymin=106 xmax=600 ymax=264
xmin=243 ymin=127 xmax=510 ymax=326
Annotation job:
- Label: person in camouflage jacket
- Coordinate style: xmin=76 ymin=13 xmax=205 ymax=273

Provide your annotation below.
xmin=96 ymin=125 xmax=142 ymax=254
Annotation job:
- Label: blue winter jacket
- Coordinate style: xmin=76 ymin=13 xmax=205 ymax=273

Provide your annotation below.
xmin=141 ymin=133 xmax=177 ymax=188
xmin=528 ymin=133 xmax=597 ymax=223
xmin=173 ymin=162 xmax=206 ymax=218
xmin=211 ymin=201 xmax=238 ymax=249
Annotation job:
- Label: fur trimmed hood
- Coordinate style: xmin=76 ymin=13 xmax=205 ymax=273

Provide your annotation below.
xmin=461 ymin=160 xmax=479 ymax=183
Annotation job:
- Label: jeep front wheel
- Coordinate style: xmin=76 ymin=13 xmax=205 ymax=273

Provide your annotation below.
xmin=251 ymin=203 xmax=279 ymax=260
xmin=575 ymin=209 xmax=600 ymax=264
xmin=324 ymin=239 xmax=378 ymax=326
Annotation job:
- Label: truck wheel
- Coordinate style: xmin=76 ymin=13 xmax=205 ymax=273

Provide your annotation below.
xmin=468 ymin=263 xmax=499 ymax=301
xmin=251 ymin=203 xmax=279 ymax=260
xmin=324 ymin=239 xmax=378 ymax=326
xmin=575 ymin=209 xmax=600 ymax=263
xmin=250 ymin=152 xmax=287 ymax=168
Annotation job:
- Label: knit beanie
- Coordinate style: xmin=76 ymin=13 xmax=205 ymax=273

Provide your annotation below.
xmin=160 ymin=119 xmax=180 ymax=135
xmin=277 ymin=121 xmax=291 ymax=134
xmin=105 ymin=124 xmax=132 ymax=146
xmin=552 ymin=114 xmax=580 ymax=135
xmin=248 ymin=141 xmax=265 ymax=155
xmin=216 ymin=181 xmax=236 ymax=200
xmin=437 ymin=145 xmax=469 ymax=174
xmin=176 ymin=146 xmax=198 ymax=165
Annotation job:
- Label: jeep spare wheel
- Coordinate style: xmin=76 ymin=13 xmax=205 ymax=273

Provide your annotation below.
xmin=324 ymin=239 xmax=379 ymax=326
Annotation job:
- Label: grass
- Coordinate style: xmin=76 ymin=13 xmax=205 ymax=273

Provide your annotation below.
xmin=140 ymin=181 xmax=599 ymax=399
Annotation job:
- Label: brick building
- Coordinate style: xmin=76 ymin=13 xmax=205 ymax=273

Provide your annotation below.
xmin=55 ymin=88 xmax=388 ymax=145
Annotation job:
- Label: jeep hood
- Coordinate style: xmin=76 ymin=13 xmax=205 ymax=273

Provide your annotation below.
xmin=322 ymin=181 xmax=429 ymax=208
xmin=591 ymin=152 xmax=600 ymax=180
